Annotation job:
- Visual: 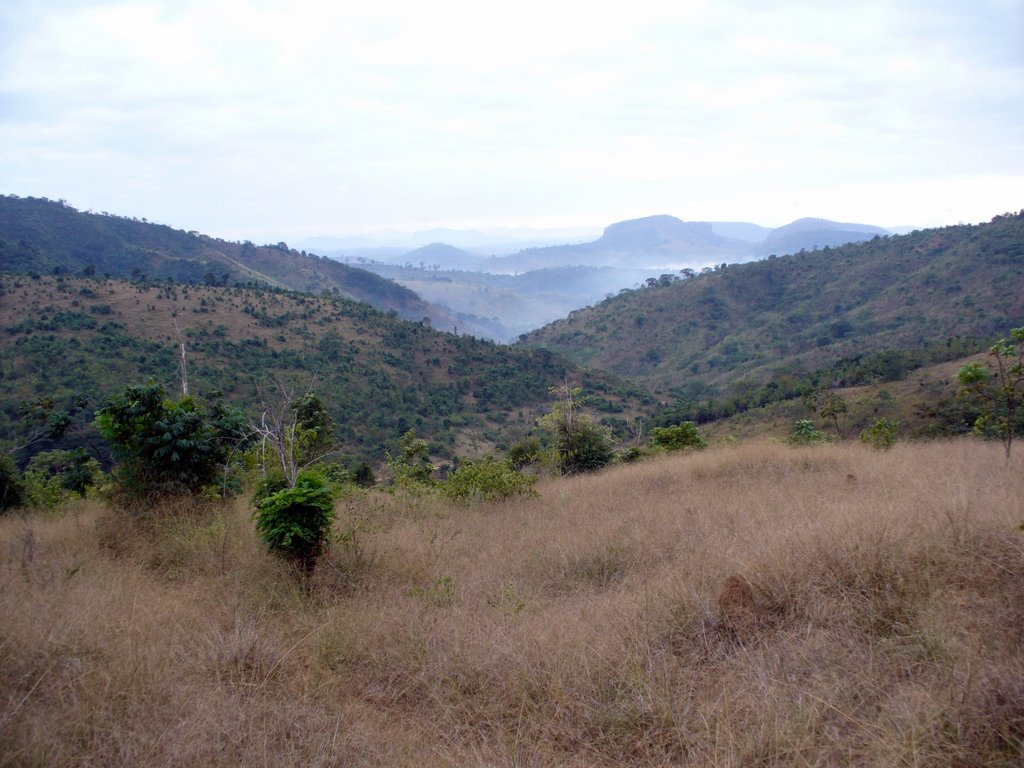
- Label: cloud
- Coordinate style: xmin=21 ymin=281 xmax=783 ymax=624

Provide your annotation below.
xmin=0 ymin=0 xmax=1021 ymax=238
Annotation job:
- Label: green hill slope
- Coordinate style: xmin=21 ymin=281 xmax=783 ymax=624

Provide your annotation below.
xmin=521 ymin=212 xmax=1024 ymax=395
xmin=0 ymin=275 xmax=649 ymax=463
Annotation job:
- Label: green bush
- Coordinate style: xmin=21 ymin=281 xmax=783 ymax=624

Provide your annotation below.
xmin=787 ymin=419 xmax=826 ymax=445
xmin=441 ymin=456 xmax=537 ymax=503
xmin=507 ymin=437 xmax=542 ymax=470
xmin=386 ymin=429 xmax=435 ymax=489
xmin=94 ymin=383 xmax=247 ymax=502
xmin=538 ymin=386 xmax=613 ymax=475
xmin=651 ymin=421 xmax=707 ymax=451
xmin=253 ymin=470 xmax=337 ymax=574
xmin=25 ymin=448 xmax=100 ymax=503
xmin=558 ymin=420 xmax=614 ymax=474
xmin=860 ymin=418 xmax=899 ymax=449
xmin=350 ymin=461 xmax=376 ymax=488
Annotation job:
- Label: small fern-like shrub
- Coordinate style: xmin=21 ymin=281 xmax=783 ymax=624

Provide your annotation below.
xmin=253 ymin=470 xmax=336 ymax=574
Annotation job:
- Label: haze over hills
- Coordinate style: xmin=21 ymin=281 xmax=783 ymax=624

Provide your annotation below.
xmin=329 ymin=214 xmax=906 ymax=341
xmin=355 ymin=262 xmax=665 ymax=340
xmin=295 ymin=224 xmax=603 ymax=256
xmin=521 ymin=212 xmax=1024 ymax=396
xmin=751 ymin=217 xmax=891 ymax=257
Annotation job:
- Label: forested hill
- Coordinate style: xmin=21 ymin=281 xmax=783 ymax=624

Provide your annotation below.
xmin=520 ymin=212 xmax=1024 ymax=394
xmin=0 ymin=274 xmax=650 ymax=463
xmin=0 ymin=195 xmax=473 ymax=332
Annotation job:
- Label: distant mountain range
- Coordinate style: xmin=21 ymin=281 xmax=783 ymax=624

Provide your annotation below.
xmin=751 ymin=218 xmax=890 ymax=258
xmin=321 ymin=214 xmax=896 ymax=272
xmin=332 ymin=214 xmax=902 ymax=340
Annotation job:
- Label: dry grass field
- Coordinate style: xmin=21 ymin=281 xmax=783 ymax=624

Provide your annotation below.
xmin=2 ymin=439 xmax=1022 ymax=766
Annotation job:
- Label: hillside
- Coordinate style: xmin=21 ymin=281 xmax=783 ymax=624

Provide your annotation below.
xmin=3 ymin=440 xmax=1022 ymax=765
xmin=0 ymin=274 xmax=650 ymax=464
xmin=521 ymin=212 xmax=1024 ymax=395
xmin=0 ymin=195 xmax=488 ymax=334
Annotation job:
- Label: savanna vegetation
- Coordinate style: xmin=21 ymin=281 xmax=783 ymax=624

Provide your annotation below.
xmin=1 ymin=439 xmax=1021 ymax=766
xmin=0 ymin=273 xmax=650 ymax=470
xmin=2 ymin=196 xmax=1023 ymax=765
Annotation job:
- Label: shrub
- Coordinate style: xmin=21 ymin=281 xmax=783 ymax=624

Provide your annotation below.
xmin=559 ymin=419 xmax=614 ymax=474
xmin=650 ymin=421 xmax=707 ymax=451
xmin=507 ymin=436 xmax=542 ymax=470
xmin=253 ymin=470 xmax=337 ymax=574
xmin=0 ymin=455 xmax=25 ymax=512
xmin=441 ymin=456 xmax=537 ymax=503
xmin=350 ymin=461 xmax=376 ymax=488
xmin=956 ymin=327 xmax=1024 ymax=460
xmin=25 ymin=448 xmax=100 ymax=503
xmin=538 ymin=385 xmax=614 ymax=475
xmin=787 ymin=419 xmax=826 ymax=445
xmin=860 ymin=418 xmax=899 ymax=449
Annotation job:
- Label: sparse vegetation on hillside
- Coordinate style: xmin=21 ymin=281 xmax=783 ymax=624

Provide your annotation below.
xmin=1 ymin=440 xmax=1021 ymax=765
xmin=0 ymin=274 xmax=649 ymax=468
xmin=0 ymin=194 xmax=457 ymax=327
xmin=523 ymin=212 xmax=1024 ymax=396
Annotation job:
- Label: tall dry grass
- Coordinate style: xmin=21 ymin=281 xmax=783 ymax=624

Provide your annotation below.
xmin=2 ymin=439 xmax=1022 ymax=766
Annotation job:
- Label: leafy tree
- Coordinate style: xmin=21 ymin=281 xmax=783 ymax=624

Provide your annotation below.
xmin=25 ymin=448 xmax=100 ymax=504
xmin=94 ymin=383 xmax=247 ymax=501
xmin=250 ymin=382 xmax=338 ymax=487
xmin=507 ymin=436 xmax=542 ymax=470
xmin=800 ymin=388 xmax=848 ymax=438
xmin=651 ymin=421 xmax=707 ymax=451
xmin=6 ymin=395 xmax=87 ymax=457
xmin=253 ymin=469 xmax=337 ymax=574
xmin=956 ymin=328 xmax=1024 ymax=460
xmin=537 ymin=384 xmax=613 ymax=475
xmin=292 ymin=393 xmax=335 ymax=458
xmin=819 ymin=393 xmax=849 ymax=438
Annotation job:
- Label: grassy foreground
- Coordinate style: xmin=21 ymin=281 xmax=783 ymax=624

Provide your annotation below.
xmin=1 ymin=440 xmax=1022 ymax=766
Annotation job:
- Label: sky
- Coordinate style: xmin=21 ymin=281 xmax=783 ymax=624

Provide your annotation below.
xmin=1 ymin=0 xmax=1022 ymax=243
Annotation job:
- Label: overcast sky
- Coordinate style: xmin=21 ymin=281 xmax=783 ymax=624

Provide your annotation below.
xmin=1 ymin=0 xmax=1022 ymax=242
